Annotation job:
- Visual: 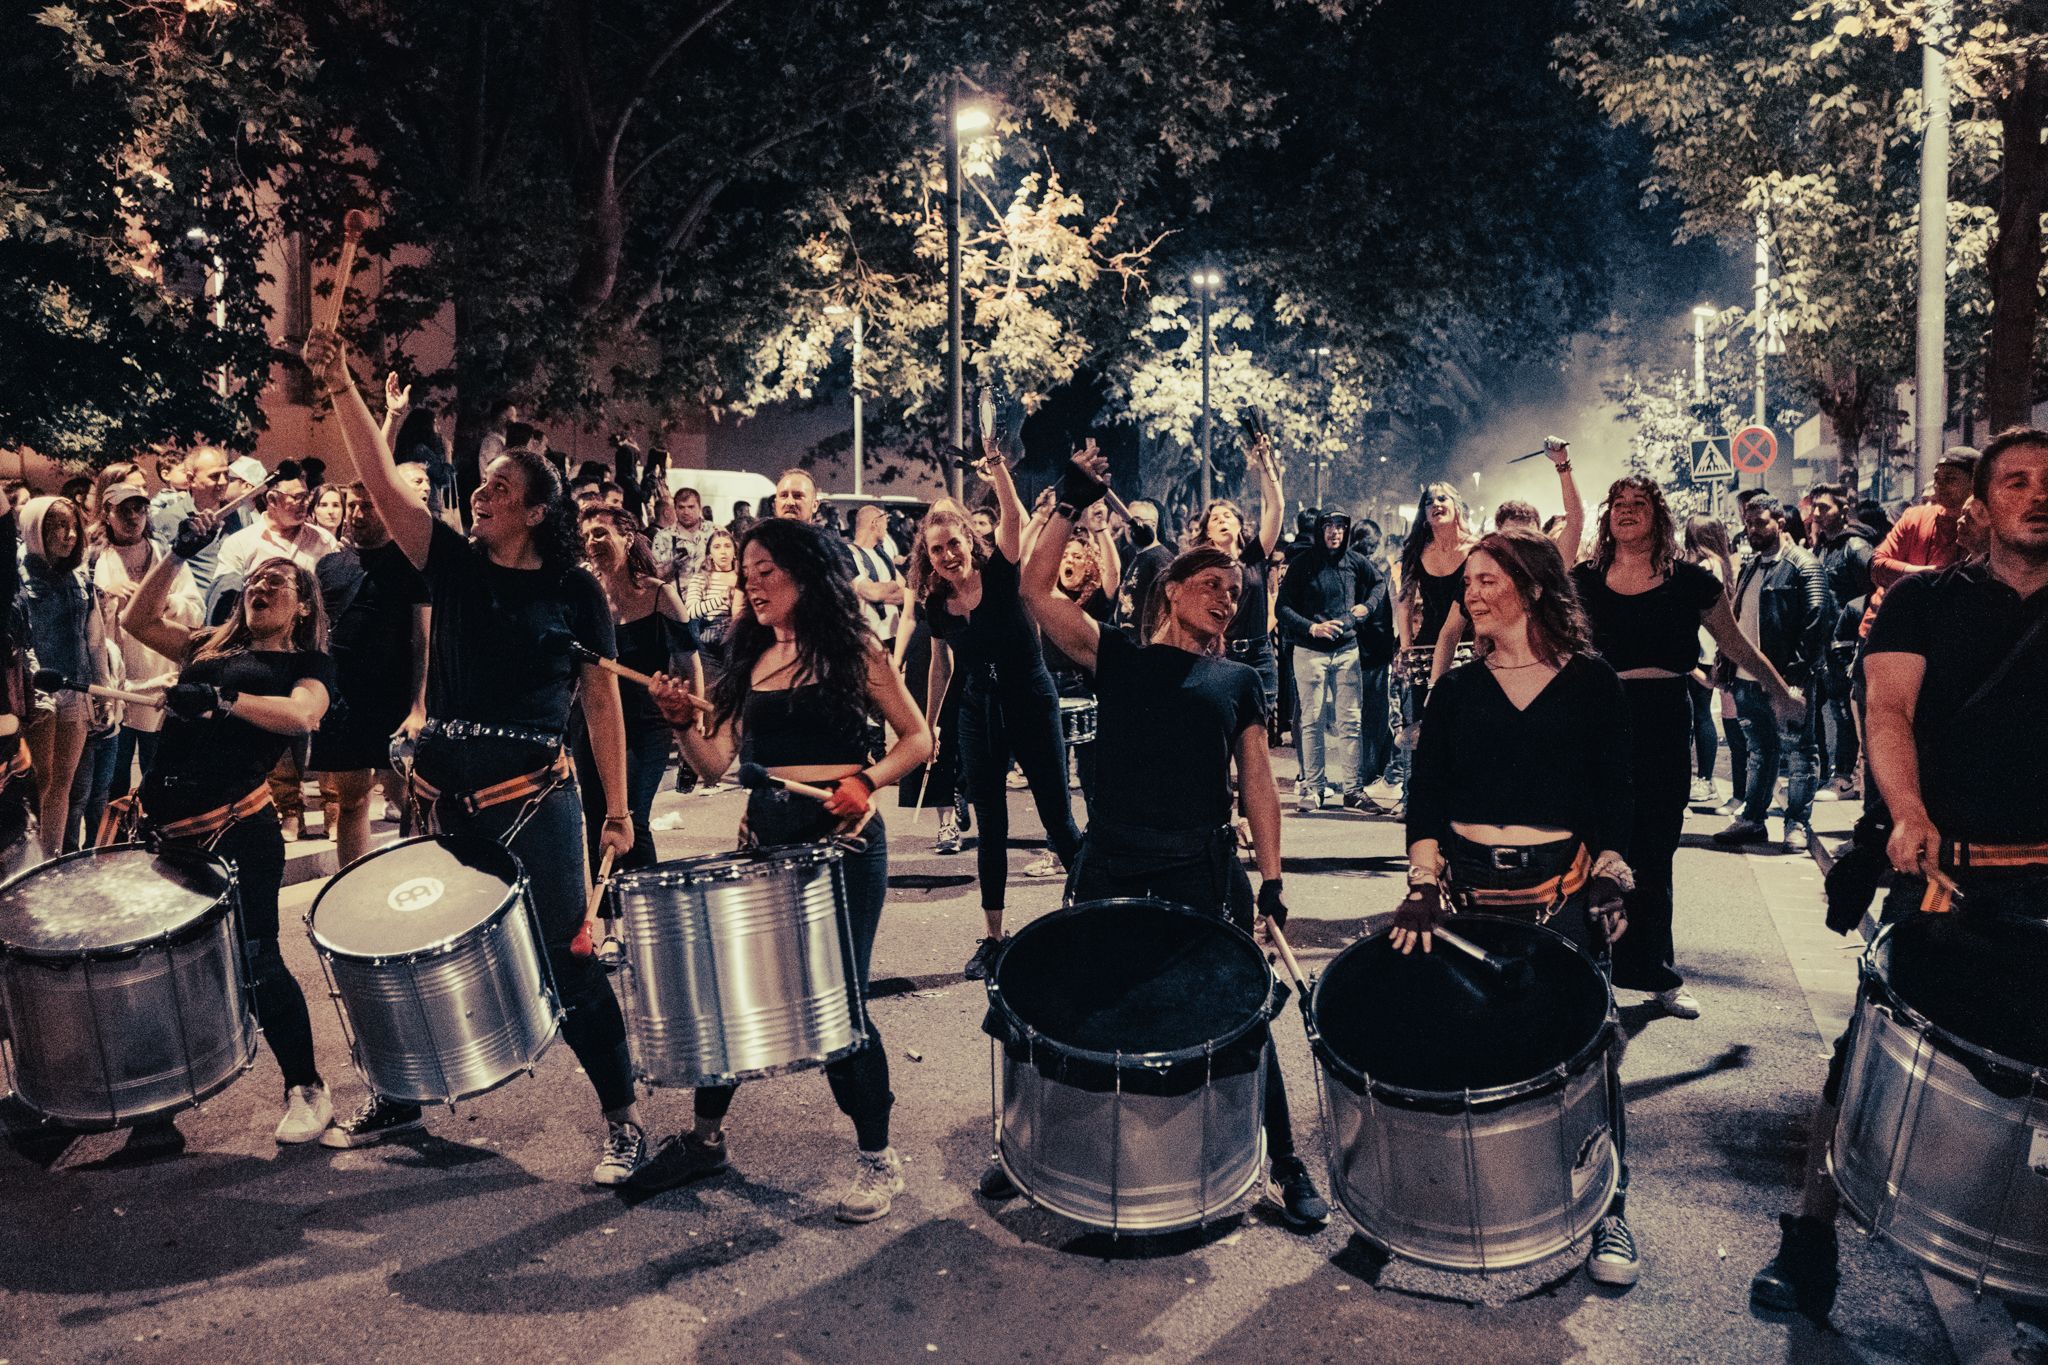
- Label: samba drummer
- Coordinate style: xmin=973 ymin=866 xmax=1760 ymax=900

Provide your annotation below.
xmin=1752 ymin=428 xmax=2048 ymax=1333
xmin=115 ymin=535 xmax=337 ymax=1145
xmin=999 ymin=446 xmax=1330 ymax=1231
xmin=302 ymin=330 xmax=649 ymax=1185
xmin=1390 ymin=526 xmax=1643 ymax=1287
xmin=636 ymin=518 xmax=932 ymax=1222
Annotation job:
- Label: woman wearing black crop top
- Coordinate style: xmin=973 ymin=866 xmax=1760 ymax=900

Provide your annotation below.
xmin=635 ymin=517 xmax=930 ymax=1222
xmin=1393 ymin=526 xmax=1645 ymax=1288
xmin=120 ymin=542 xmax=337 ymax=1147
xmin=1389 ymin=482 xmax=1478 ymax=809
xmin=304 ymin=329 xmax=650 ymax=1185
xmin=914 ymin=443 xmax=1083 ymax=982
xmin=1186 ymin=433 xmax=1284 ymax=712
xmin=1572 ymin=477 xmax=1803 ymax=1019
xmin=573 ymin=505 xmax=702 ymax=871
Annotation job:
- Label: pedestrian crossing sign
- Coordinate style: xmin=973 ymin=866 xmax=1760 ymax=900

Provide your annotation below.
xmin=1690 ymin=436 xmax=1734 ymax=482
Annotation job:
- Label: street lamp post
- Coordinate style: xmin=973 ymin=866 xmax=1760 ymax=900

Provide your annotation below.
xmin=1309 ymin=346 xmax=1331 ymax=508
xmin=828 ymin=304 xmax=865 ymax=496
xmin=1191 ymin=269 xmax=1223 ymax=504
xmin=1691 ymin=304 xmax=1715 ymax=402
xmin=945 ymin=87 xmax=991 ymax=500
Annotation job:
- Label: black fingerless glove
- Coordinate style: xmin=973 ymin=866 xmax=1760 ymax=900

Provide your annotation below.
xmin=1256 ymin=879 xmax=1288 ymax=929
xmin=171 ymin=516 xmax=222 ymax=561
xmin=1588 ymin=874 xmax=1627 ymax=918
xmin=164 ymin=682 xmax=224 ymax=721
xmin=1393 ymin=881 xmax=1447 ymax=936
xmin=1056 ymin=462 xmax=1109 ymax=514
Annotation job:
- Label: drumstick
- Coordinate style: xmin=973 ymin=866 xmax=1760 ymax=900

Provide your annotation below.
xmin=566 ymin=640 xmax=715 ymax=712
xmin=1433 ymin=926 xmax=1536 ymax=995
xmin=569 ymin=847 xmax=617 ymax=959
xmin=211 ymin=458 xmax=306 ymax=522
xmin=734 ymin=762 xmax=835 ymax=802
xmin=1266 ymin=921 xmax=1309 ymax=993
xmin=31 ymin=669 xmax=163 ymax=710
xmin=317 ymin=208 xmax=370 ymax=334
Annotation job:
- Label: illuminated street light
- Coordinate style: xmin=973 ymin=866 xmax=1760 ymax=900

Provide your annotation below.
xmin=955 ymin=106 xmax=992 ymax=135
xmin=1691 ymin=304 xmax=1715 ymax=401
xmin=1191 ymin=269 xmax=1224 ymax=503
xmin=943 ymin=84 xmax=993 ymax=498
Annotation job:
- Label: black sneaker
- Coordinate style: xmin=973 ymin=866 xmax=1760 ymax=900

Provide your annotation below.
xmin=1750 ymin=1213 xmax=1839 ymax=1314
xmin=1271 ymin=1155 xmax=1328 ymax=1228
xmin=319 ymin=1095 xmax=424 ymax=1149
xmin=964 ymin=936 xmax=1006 ymax=981
xmin=592 ymin=1120 xmax=648 ymax=1186
xmin=631 ymin=1131 xmax=730 ymax=1191
xmin=977 ymin=1162 xmax=1020 ymax=1201
xmin=1588 ymin=1212 xmax=1641 ymax=1286
xmin=1341 ymin=790 xmax=1387 ymax=815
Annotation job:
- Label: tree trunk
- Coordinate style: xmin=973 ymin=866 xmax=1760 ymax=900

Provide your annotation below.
xmin=1984 ymin=61 xmax=2048 ymax=433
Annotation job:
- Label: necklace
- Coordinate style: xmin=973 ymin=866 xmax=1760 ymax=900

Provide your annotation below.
xmin=1485 ymin=658 xmax=1547 ymax=671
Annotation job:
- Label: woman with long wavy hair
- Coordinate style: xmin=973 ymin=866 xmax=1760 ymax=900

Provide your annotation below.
xmin=635 ymin=516 xmax=930 ymax=1222
xmin=1183 ymin=433 xmax=1283 ymax=713
xmin=304 ymin=328 xmax=649 ymax=1185
xmin=912 ymin=443 xmax=1084 ymax=981
xmin=119 ymin=542 xmax=336 ymax=1145
xmin=1572 ymin=478 xmax=1801 ymax=1020
xmin=1389 ymin=481 xmax=1479 ymax=811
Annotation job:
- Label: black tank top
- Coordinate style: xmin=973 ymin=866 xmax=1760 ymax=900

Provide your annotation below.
xmin=1416 ymin=561 xmax=1467 ymax=648
xmin=742 ymin=683 xmax=873 ymax=767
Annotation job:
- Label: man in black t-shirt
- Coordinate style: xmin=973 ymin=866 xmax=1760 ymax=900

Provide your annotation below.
xmin=1752 ymin=428 xmax=2048 ymax=1335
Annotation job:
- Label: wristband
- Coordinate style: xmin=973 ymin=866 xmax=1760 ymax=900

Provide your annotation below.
xmin=1554 ymin=461 xmax=1573 ymax=474
xmin=604 ymin=813 xmax=632 ymax=823
xmin=1052 ymin=502 xmax=1079 ymax=521
xmin=1055 ymin=464 xmax=1109 ymax=514
xmin=850 ymin=771 xmax=877 ymax=794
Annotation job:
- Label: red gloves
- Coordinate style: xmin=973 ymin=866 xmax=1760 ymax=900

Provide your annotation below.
xmin=822 ymin=772 xmax=876 ymax=817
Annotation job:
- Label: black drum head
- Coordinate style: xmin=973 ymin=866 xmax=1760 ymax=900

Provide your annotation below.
xmin=0 ymin=845 xmax=231 ymax=957
xmin=992 ymin=899 xmax=1274 ymax=1059
xmin=311 ymin=835 xmax=522 ymax=959
xmin=1312 ymin=917 xmax=1610 ymax=1096
xmin=1880 ymin=913 xmax=2048 ymax=1069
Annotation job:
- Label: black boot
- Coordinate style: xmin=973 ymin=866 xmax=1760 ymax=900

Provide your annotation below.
xmin=1750 ymin=1213 xmax=1839 ymax=1314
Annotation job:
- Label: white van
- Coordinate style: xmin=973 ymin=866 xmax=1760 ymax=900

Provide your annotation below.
xmin=665 ymin=468 xmax=777 ymax=522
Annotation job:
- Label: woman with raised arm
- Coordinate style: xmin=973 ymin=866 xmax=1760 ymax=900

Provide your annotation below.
xmin=912 ymin=440 xmax=1083 ymax=981
xmin=634 ymin=517 xmax=930 ymax=1222
xmin=999 ymin=447 xmax=1330 ymax=1231
xmin=300 ymin=329 xmax=649 ymax=1186
xmin=1185 ymin=431 xmax=1284 ymax=715
xmin=117 ymin=534 xmax=336 ymax=1145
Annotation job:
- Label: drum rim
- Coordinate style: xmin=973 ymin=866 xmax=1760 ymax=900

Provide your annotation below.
xmin=985 ymin=896 xmax=1280 ymax=1070
xmin=306 ymin=832 xmax=528 ymax=963
xmin=611 ymin=841 xmax=845 ymax=891
xmin=0 ymin=842 xmax=237 ymax=961
xmin=1307 ymin=913 xmax=1618 ymax=1106
xmin=1860 ymin=918 xmax=2047 ymax=1077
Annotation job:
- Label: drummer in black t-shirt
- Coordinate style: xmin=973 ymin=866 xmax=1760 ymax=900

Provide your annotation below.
xmin=635 ymin=517 xmax=931 ymax=1222
xmin=118 ymin=539 xmax=338 ymax=1147
xmin=999 ymin=446 xmax=1330 ymax=1231
xmin=303 ymin=330 xmax=649 ymax=1185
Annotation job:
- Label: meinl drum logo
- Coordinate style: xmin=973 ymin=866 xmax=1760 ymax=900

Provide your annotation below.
xmin=1572 ymin=1124 xmax=1612 ymax=1199
xmin=387 ymin=877 xmax=445 ymax=913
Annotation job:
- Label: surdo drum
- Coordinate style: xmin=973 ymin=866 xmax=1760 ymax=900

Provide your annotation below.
xmin=609 ymin=843 xmax=862 ymax=1088
xmin=985 ymin=898 xmax=1280 ymax=1234
xmin=1058 ymin=697 xmax=1098 ymax=746
xmin=308 ymin=835 xmax=559 ymax=1105
xmin=0 ymin=845 xmax=254 ymax=1129
xmin=1831 ymin=913 xmax=2048 ymax=1304
xmin=1307 ymin=916 xmax=1620 ymax=1271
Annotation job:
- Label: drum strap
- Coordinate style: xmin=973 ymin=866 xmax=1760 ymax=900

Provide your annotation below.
xmin=1449 ymin=845 xmax=1591 ymax=921
xmin=1918 ymin=840 xmax=2048 ymax=914
xmin=101 ymin=782 xmax=275 ymax=850
xmin=408 ymin=750 xmax=573 ymax=825
xmin=0 ymin=744 xmax=29 ymax=793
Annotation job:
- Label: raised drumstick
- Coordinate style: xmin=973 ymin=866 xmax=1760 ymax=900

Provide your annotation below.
xmin=317 ymin=209 xmax=371 ymax=334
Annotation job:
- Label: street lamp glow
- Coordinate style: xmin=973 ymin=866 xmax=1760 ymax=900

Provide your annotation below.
xmin=955 ymin=106 xmax=992 ymax=135
xmin=1692 ymin=304 xmax=1716 ymax=320
xmin=1190 ymin=269 xmax=1223 ymax=292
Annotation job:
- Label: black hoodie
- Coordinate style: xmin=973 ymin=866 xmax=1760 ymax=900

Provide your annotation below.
xmin=1276 ymin=514 xmax=1392 ymax=663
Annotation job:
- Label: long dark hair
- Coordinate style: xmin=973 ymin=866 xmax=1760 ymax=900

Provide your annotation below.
xmin=489 ymin=448 xmax=581 ymax=576
xmin=1594 ymin=474 xmax=1678 ymax=575
xmin=190 ymin=556 xmax=330 ymax=665
xmin=392 ymin=405 xmax=443 ymax=463
xmin=710 ymin=519 xmax=874 ymax=737
xmin=1467 ymin=528 xmax=1590 ymax=668
xmin=1398 ymin=481 xmax=1471 ymax=602
xmin=1144 ymin=545 xmax=1243 ymax=647
xmin=580 ymin=504 xmax=659 ymax=584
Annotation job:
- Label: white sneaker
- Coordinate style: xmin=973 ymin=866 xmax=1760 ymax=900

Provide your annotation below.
xmin=275 ymin=1084 xmax=333 ymax=1145
xmin=934 ymin=809 xmax=962 ymax=855
xmin=835 ymin=1146 xmax=905 ymax=1222
xmin=1022 ymin=849 xmax=1062 ymax=878
xmin=1688 ymin=777 xmax=1717 ymax=805
xmin=1653 ymin=987 xmax=1702 ymax=1020
xmin=1005 ymin=768 xmax=1029 ymax=791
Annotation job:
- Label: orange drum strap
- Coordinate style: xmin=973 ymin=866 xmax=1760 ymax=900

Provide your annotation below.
xmin=1919 ymin=839 xmax=2048 ymax=914
xmin=95 ymin=794 xmax=138 ymax=848
xmin=158 ymin=784 xmax=276 ymax=846
xmin=409 ymin=750 xmax=572 ymax=820
xmin=1452 ymin=845 xmax=1592 ymax=918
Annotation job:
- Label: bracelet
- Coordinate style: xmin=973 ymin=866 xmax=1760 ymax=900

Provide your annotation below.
xmin=1052 ymin=502 xmax=1078 ymax=521
xmin=850 ymin=771 xmax=877 ymax=794
xmin=1554 ymin=461 xmax=1572 ymax=474
xmin=1406 ymin=866 xmax=1439 ymax=887
xmin=604 ymin=813 xmax=632 ymax=823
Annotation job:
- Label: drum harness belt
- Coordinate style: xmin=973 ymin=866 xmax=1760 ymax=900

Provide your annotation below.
xmin=98 ymin=781 xmax=274 ymax=851
xmin=401 ymin=718 xmax=573 ymax=844
xmin=1448 ymin=843 xmax=1591 ymax=925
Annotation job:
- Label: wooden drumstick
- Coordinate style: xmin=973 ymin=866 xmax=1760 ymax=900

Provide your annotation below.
xmin=566 ymin=640 xmax=714 ymax=712
xmin=735 ymin=762 xmax=835 ymax=802
xmin=318 ymin=209 xmax=370 ymax=334
xmin=1266 ymin=921 xmax=1308 ymax=993
xmin=570 ymin=847 xmax=617 ymax=959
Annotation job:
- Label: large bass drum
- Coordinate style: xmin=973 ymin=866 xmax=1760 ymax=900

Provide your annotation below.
xmin=985 ymin=898 xmax=1279 ymax=1234
xmin=610 ymin=843 xmax=861 ymax=1087
xmin=1308 ymin=915 xmax=1619 ymax=1271
xmin=1831 ymin=912 xmax=2048 ymax=1304
xmin=308 ymin=835 xmax=558 ymax=1105
xmin=0 ymin=845 xmax=252 ymax=1129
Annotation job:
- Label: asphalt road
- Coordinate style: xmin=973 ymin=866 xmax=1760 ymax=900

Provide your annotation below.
xmin=0 ymin=770 xmax=1991 ymax=1364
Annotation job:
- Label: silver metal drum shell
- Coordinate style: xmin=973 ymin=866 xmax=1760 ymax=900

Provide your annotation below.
xmin=1831 ymin=969 xmax=2048 ymax=1305
xmin=317 ymin=896 xmax=559 ymax=1106
xmin=995 ymin=1050 xmax=1265 ymax=1234
xmin=0 ymin=904 xmax=255 ymax=1128
xmin=1058 ymin=698 xmax=1097 ymax=744
xmin=611 ymin=853 xmax=861 ymax=1088
xmin=1317 ymin=1053 xmax=1619 ymax=1271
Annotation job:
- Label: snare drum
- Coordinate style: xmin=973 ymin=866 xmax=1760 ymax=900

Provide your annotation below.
xmin=308 ymin=835 xmax=559 ymax=1106
xmin=1058 ymin=697 xmax=1098 ymax=745
xmin=610 ymin=843 xmax=861 ymax=1087
xmin=1831 ymin=913 xmax=2048 ymax=1304
xmin=0 ymin=845 xmax=253 ymax=1129
xmin=986 ymin=898 xmax=1279 ymax=1234
xmin=1308 ymin=915 xmax=1619 ymax=1271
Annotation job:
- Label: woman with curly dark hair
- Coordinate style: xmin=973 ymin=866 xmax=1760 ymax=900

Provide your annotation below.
xmin=913 ymin=442 xmax=1084 ymax=982
xmin=1183 ymin=432 xmax=1283 ymax=713
xmin=1393 ymin=525 xmax=1645 ymax=1288
xmin=302 ymin=329 xmax=649 ymax=1185
xmin=1572 ymin=477 xmax=1802 ymax=1021
xmin=634 ymin=516 xmax=931 ymax=1222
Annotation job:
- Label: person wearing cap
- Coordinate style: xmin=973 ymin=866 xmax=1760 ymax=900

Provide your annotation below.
xmin=92 ymin=474 xmax=204 ymax=813
xmin=1275 ymin=506 xmax=1392 ymax=813
xmin=1860 ymin=447 xmax=1978 ymax=638
xmin=148 ymin=446 xmax=244 ymax=602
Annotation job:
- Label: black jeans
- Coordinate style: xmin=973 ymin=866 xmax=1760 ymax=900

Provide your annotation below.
xmin=572 ymin=719 xmax=671 ymax=872
xmin=1225 ymin=633 xmax=1278 ymax=720
xmin=958 ymin=668 xmax=1081 ymax=912
xmin=1065 ymin=822 xmax=1296 ymax=1164
xmin=1611 ymin=677 xmax=1690 ymax=995
xmin=693 ymin=792 xmax=894 ymax=1150
xmin=164 ymin=809 xmax=321 ymax=1093
xmin=419 ymin=735 xmax=636 ymax=1114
